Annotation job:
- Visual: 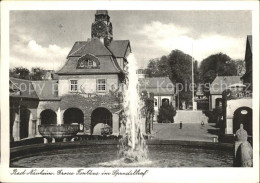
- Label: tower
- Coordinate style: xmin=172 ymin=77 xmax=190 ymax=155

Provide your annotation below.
xmin=91 ymin=10 xmax=113 ymax=46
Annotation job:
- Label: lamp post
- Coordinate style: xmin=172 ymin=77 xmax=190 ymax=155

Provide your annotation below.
xmin=192 ymin=42 xmax=195 ymax=111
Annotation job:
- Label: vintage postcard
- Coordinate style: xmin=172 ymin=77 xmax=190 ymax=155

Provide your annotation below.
xmin=1 ymin=1 xmax=259 ymax=182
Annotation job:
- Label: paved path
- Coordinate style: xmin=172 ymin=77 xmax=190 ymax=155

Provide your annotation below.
xmin=151 ymin=123 xmax=219 ymax=142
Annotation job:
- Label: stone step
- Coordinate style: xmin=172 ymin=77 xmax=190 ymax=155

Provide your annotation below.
xmin=174 ymin=110 xmax=208 ymax=123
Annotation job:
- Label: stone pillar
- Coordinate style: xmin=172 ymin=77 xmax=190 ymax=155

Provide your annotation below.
xmin=209 ymin=96 xmax=211 ymax=111
xmin=226 ymin=118 xmax=233 ymax=134
xmin=13 ymin=112 xmax=20 ymax=141
xmin=60 ymin=109 xmax=65 ymax=124
xmin=28 ymin=113 xmax=34 ymax=138
xmin=36 ymin=117 xmax=41 ymax=136
xmin=112 ymin=113 xmax=119 ymax=135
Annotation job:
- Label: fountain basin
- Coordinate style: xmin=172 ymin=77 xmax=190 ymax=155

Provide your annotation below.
xmin=38 ymin=124 xmax=80 ymax=141
xmin=10 ymin=140 xmax=233 ymax=167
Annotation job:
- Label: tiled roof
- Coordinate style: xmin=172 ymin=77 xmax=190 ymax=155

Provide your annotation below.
xmin=9 ymin=78 xmax=38 ymax=99
xmin=32 ymin=80 xmax=60 ymax=100
xmin=210 ymin=76 xmax=242 ymax=94
xmin=56 ymin=56 xmax=121 ymax=74
xmin=9 ymin=78 xmax=60 ymax=100
xmin=139 ymin=77 xmax=175 ymax=95
xmin=69 ymin=38 xmax=112 ymax=57
xmin=107 ymin=40 xmax=130 ymax=58
xmin=67 ymin=41 xmax=87 ymax=58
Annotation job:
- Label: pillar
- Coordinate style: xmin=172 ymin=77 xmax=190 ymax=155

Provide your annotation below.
xmin=112 ymin=113 xmax=119 ymax=135
xmin=36 ymin=117 xmax=41 ymax=136
xmin=226 ymin=118 xmax=233 ymax=134
xmin=60 ymin=109 xmax=65 ymax=124
xmin=28 ymin=113 xmax=34 ymax=138
xmin=13 ymin=112 xmax=20 ymax=141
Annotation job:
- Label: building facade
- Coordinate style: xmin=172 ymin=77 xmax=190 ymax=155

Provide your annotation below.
xmin=209 ymin=76 xmax=242 ymax=111
xmin=10 ymin=10 xmax=131 ymax=141
xmin=222 ymin=35 xmax=252 ymax=136
xmin=139 ymin=77 xmax=176 ymax=121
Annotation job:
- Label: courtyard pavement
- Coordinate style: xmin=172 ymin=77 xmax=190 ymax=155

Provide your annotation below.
xmin=151 ymin=123 xmax=219 ymax=142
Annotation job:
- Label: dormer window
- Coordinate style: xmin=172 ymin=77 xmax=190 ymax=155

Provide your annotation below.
xmin=77 ymin=54 xmax=100 ymax=69
xmin=78 ymin=59 xmax=95 ymax=68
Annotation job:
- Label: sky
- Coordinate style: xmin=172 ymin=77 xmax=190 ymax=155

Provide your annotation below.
xmin=10 ymin=10 xmax=252 ymax=70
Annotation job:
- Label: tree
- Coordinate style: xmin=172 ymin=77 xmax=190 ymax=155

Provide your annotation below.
xmin=200 ymin=53 xmax=237 ymax=84
xmin=157 ymin=102 xmax=176 ymax=123
xmin=145 ymin=57 xmax=169 ymax=77
xmin=145 ymin=50 xmax=198 ymax=105
xmin=167 ymin=50 xmax=199 ymax=105
xmin=234 ymin=59 xmax=246 ymax=76
xmin=31 ymin=67 xmax=46 ymax=80
xmin=141 ymin=91 xmax=154 ymax=134
xmin=9 ymin=67 xmax=30 ymax=79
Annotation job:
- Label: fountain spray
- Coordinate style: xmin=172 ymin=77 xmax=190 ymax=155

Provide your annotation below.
xmin=118 ymin=53 xmax=148 ymax=163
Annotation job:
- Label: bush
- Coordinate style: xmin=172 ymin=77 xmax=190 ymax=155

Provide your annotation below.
xmin=157 ymin=103 xmax=176 ymax=123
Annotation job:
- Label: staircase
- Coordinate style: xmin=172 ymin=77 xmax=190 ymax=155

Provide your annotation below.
xmin=174 ymin=110 xmax=208 ymax=123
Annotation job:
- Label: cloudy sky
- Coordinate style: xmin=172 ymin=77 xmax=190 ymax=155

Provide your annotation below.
xmin=10 ymin=10 xmax=251 ymax=70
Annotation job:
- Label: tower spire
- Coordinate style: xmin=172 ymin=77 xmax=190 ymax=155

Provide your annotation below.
xmin=91 ymin=10 xmax=113 ymax=46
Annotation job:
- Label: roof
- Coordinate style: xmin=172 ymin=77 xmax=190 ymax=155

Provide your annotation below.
xmin=210 ymin=76 xmax=242 ymax=94
xmin=32 ymin=80 xmax=60 ymax=100
xmin=56 ymin=56 xmax=121 ymax=74
xmin=139 ymin=77 xmax=175 ymax=95
xmin=9 ymin=77 xmax=60 ymax=100
xmin=96 ymin=10 xmax=108 ymax=15
xmin=107 ymin=40 xmax=130 ymax=58
xmin=68 ymin=38 xmax=112 ymax=57
xmin=9 ymin=78 xmax=38 ymax=99
xmin=67 ymin=41 xmax=87 ymax=58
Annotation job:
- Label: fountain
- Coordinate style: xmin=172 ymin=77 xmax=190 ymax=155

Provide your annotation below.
xmin=10 ymin=55 xmax=234 ymax=168
xmin=38 ymin=107 xmax=80 ymax=142
xmin=118 ymin=53 xmax=149 ymax=163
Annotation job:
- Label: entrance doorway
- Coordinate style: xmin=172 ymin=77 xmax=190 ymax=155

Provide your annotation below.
xmin=233 ymin=107 xmax=252 ymax=136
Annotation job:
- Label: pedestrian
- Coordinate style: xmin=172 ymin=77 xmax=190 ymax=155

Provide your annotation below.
xmin=201 ymin=121 xmax=204 ymax=127
xmin=180 ymin=121 xmax=182 ymax=129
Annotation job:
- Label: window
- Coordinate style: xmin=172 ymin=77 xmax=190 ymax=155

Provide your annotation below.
xmin=78 ymin=59 xmax=95 ymax=68
xmin=97 ymin=79 xmax=106 ymax=92
xmin=154 ymin=98 xmax=158 ymax=107
xmin=70 ymin=80 xmax=78 ymax=92
xmin=88 ymin=60 xmax=93 ymax=67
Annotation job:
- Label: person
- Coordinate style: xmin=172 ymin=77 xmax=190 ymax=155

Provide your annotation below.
xmin=201 ymin=121 xmax=204 ymax=127
xmin=180 ymin=121 xmax=182 ymax=129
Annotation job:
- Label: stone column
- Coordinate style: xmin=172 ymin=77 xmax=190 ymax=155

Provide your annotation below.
xmin=13 ymin=112 xmax=20 ymax=141
xmin=60 ymin=109 xmax=65 ymax=124
xmin=226 ymin=118 xmax=233 ymax=134
xmin=35 ymin=117 xmax=41 ymax=136
xmin=112 ymin=113 xmax=119 ymax=135
xmin=28 ymin=113 xmax=34 ymax=138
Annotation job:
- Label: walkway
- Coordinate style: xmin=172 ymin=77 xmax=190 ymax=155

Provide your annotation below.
xmin=151 ymin=123 xmax=219 ymax=142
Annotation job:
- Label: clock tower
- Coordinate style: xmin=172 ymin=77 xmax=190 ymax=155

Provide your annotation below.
xmin=91 ymin=10 xmax=113 ymax=46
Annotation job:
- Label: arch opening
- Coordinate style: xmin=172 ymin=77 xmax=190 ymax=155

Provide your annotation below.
xmin=91 ymin=107 xmax=112 ymax=135
xmin=40 ymin=109 xmax=57 ymax=125
xmin=63 ymin=108 xmax=84 ymax=131
xmin=20 ymin=107 xmax=31 ymax=139
xmin=233 ymin=107 xmax=252 ymax=136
